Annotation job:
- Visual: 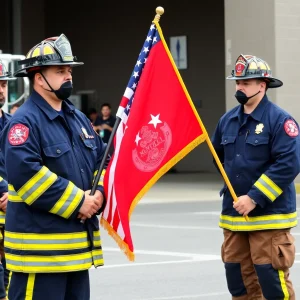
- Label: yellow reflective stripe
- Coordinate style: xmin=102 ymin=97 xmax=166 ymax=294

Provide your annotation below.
xmin=6 ymin=251 xmax=102 ymax=273
xmin=278 ymin=270 xmax=289 ymax=299
xmin=6 ymin=263 xmax=92 ymax=273
xmin=5 ymin=231 xmax=88 ymax=240
xmin=5 ymin=231 xmax=90 ymax=251
xmin=0 ymin=211 xmax=5 ymax=225
xmin=219 ymin=212 xmax=297 ymax=231
xmin=92 ymin=249 xmax=104 ymax=266
xmin=5 ymin=241 xmax=89 ymax=251
xmin=220 ymin=212 xmax=297 ymax=222
xmin=18 ymin=166 xmax=48 ymax=195
xmin=8 ymin=184 xmax=23 ymax=202
xmin=261 ymin=174 xmax=282 ymax=195
xmin=61 ymin=188 xmax=84 ymax=219
xmin=254 ymin=174 xmax=283 ymax=202
xmin=93 ymin=169 xmax=106 ymax=186
xmin=0 ymin=176 xmax=3 ymax=182
xmin=254 ymin=181 xmax=276 ymax=201
xmin=49 ymin=181 xmax=84 ymax=219
xmin=18 ymin=166 xmax=58 ymax=205
xmin=25 ymin=173 xmax=58 ymax=205
xmin=93 ymin=230 xmax=101 ymax=247
xmin=219 ymin=221 xmax=298 ymax=231
xmin=6 ymin=252 xmax=93 ymax=262
xmin=50 ymin=181 xmax=73 ymax=214
xmin=25 ymin=274 xmax=35 ymax=300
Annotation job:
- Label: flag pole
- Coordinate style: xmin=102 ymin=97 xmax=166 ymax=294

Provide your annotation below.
xmin=153 ymin=6 xmax=164 ymax=21
xmin=201 ymin=123 xmax=249 ymax=221
xmin=90 ymin=118 xmax=121 ymax=195
xmin=79 ymin=120 xmax=121 ymax=223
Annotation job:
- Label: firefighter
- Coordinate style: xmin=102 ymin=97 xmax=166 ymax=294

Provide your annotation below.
xmin=0 ymin=59 xmax=15 ymax=300
xmin=0 ymin=34 xmax=108 ymax=300
xmin=212 ymin=54 xmax=300 ymax=299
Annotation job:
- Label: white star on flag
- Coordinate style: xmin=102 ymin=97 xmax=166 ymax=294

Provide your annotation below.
xmin=136 ymin=60 xmax=142 ymax=67
xmin=146 ymin=36 xmax=152 ymax=42
xmin=133 ymin=71 xmax=139 ymax=78
xmin=143 ymin=47 xmax=149 ymax=54
xmin=148 ymin=114 xmax=162 ymax=128
xmin=135 ymin=132 xmax=142 ymax=146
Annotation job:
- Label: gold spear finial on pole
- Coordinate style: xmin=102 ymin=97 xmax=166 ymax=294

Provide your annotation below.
xmin=153 ymin=6 xmax=164 ymax=22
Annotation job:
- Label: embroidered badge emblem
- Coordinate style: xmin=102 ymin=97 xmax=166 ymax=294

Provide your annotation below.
xmin=8 ymin=124 xmax=30 ymax=145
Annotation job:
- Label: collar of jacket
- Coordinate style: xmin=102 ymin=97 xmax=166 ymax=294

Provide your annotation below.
xmin=31 ymin=90 xmax=76 ymax=120
xmin=229 ymin=94 xmax=270 ymax=123
xmin=0 ymin=110 xmax=12 ymax=121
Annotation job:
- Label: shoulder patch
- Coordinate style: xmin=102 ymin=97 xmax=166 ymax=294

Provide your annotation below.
xmin=8 ymin=124 xmax=30 ymax=145
xmin=284 ymin=119 xmax=299 ymax=137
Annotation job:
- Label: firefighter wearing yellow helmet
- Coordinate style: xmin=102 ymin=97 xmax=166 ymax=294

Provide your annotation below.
xmin=1 ymin=34 xmax=108 ymax=300
xmin=212 ymin=54 xmax=298 ymax=299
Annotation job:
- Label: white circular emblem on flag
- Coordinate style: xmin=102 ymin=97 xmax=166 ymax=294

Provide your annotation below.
xmin=132 ymin=122 xmax=172 ymax=172
xmin=8 ymin=124 xmax=30 ymax=145
xmin=284 ymin=119 xmax=299 ymax=137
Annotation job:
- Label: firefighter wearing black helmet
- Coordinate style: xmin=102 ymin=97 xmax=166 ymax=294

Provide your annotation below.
xmin=1 ymin=34 xmax=108 ymax=300
xmin=212 ymin=54 xmax=299 ymax=299
xmin=0 ymin=59 xmax=16 ymax=300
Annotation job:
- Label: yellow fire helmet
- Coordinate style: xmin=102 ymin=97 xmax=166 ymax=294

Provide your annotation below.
xmin=14 ymin=34 xmax=83 ymax=77
xmin=227 ymin=54 xmax=282 ymax=88
xmin=0 ymin=59 xmax=16 ymax=81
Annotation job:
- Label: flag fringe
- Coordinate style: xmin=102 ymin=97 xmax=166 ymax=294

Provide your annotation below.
xmin=129 ymin=133 xmax=207 ymax=218
xmin=100 ymin=217 xmax=135 ymax=261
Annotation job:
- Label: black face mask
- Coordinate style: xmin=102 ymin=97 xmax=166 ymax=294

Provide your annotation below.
xmin=235 ymin=90 xmax=260 ymax=105
xmin=53 ymin=81 xmax=73 ymax=100
xmin=40 ymin=73 xmax=73 ymax=100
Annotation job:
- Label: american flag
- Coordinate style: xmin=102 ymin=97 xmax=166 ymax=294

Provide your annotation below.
xmin=102 ymin=23 xmax=160 ymax=253
xmin=101 ymin=19 xmax=206 ymax=260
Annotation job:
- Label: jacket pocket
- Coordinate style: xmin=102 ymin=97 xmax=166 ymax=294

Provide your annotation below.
xmin=43 ymin=142 xmax=71 ymax=157
xmin=271 ymin=231 xmax=295 ymax=270
xmin=221 ymin=135 xmax=236 ymax=161
xmin=245 ymin=135 xmax=269 ymax=161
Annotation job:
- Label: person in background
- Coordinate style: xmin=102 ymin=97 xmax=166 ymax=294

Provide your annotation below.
xmin=94 ymin=103 xmax=116 ymax=144
xmin=0 ymin=59 xmax=16 ymax=300
xmin=9 ymin=103 xmax=20 ymax=115
xmin=88 ymin=107 xmax=102 ymax=134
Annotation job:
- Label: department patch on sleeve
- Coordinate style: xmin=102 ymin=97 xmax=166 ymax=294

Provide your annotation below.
xmin=284 ymin=119 xmax=299 ymax=137
xmin=8 ymin=124 xmax=30 ymax=145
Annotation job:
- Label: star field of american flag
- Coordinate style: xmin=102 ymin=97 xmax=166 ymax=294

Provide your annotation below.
xmin=118 ymin=23 xmax=161 ymax=121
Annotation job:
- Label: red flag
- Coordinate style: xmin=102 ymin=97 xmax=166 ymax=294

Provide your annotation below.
xmin=101 ymin=20 xmax=207 ymax=260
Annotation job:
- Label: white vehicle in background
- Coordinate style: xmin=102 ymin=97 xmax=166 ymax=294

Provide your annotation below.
xmin=0 ymin=53 xmax=30 ymax=113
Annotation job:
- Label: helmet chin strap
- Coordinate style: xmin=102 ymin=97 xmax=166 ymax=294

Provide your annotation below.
xmin=39 ymin=72 xmax=56 ymax=93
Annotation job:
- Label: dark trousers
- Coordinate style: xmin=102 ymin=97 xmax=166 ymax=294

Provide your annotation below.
xmin=8 ymin=270 xmax=90 ymax=300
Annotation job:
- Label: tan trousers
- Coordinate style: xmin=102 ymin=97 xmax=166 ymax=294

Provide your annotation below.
xmin=221 ymin=229 xmax=295 ymax=300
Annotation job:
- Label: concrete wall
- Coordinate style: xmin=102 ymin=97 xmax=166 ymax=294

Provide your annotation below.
xmin=275 ymin=0 xmax=300 ymax=122
xmin=224 ymin=0 xmax=276 ymax=110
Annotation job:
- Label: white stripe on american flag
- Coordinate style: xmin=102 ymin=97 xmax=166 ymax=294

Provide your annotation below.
xmin=124 ymin=87 xmax=134 ymax=101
